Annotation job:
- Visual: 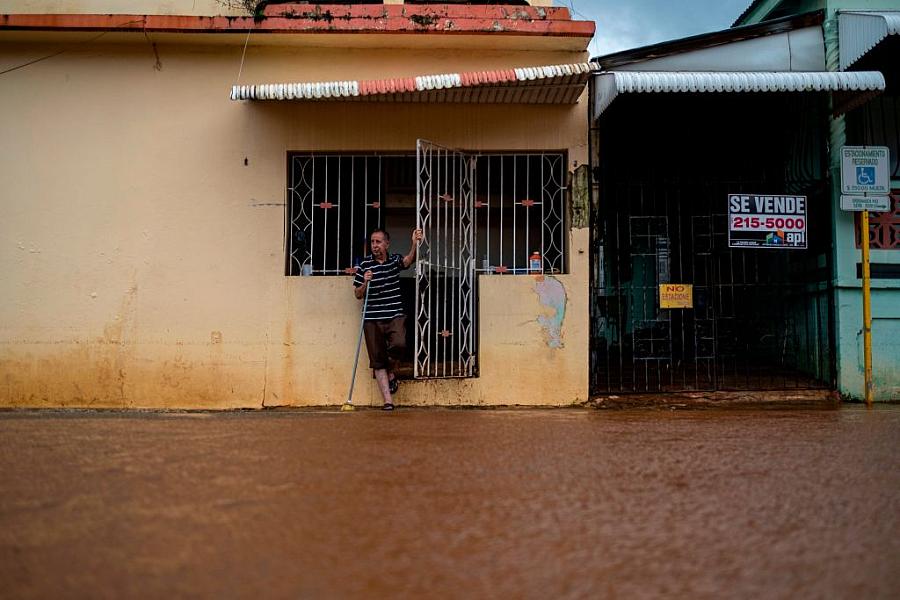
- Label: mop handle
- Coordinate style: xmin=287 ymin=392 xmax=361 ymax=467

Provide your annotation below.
xmin=346 ymin=286 xmax=370 ymax=405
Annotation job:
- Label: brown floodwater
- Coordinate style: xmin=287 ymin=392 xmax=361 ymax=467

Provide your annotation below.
xmin=1 ymin=406 xmax=898 ymax=599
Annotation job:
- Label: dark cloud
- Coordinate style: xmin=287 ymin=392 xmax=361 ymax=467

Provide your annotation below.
xmin=562 ymin=0 xmax=751 ymax=56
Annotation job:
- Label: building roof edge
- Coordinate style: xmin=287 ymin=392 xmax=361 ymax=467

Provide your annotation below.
xmin=0 ymin=9 xmax=595 ymax=38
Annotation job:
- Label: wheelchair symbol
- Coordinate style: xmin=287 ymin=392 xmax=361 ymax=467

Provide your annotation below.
xmin=856 ymin=166 xmax=875 ymax=186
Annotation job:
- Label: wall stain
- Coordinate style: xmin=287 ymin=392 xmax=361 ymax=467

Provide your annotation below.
xmin=571 ymin=164 xmax=590 ymax=228
xmin=534 ymin=276 xmax=566 ymax=349
xmin=0 ymin=341 xmax=266 ymax=409
xmin=0 ymin=281 xmax=264 ymax=409
xmin=270 ymin=280 xmax=296 ymax=408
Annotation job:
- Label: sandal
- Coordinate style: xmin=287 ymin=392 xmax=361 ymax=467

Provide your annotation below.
xmin=382 ymin=403 xmax=394 ymax=411
xmin=388 ymin=376 xmax=399 ymax=395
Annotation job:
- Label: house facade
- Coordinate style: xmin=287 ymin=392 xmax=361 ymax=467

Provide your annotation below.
xmin=588 ymin=2 xmax=897 ymax=401
xmin=0 ymin=1 xmax=594 ymax=408
xmin=4 ymin=1 xmax=896 ymax=409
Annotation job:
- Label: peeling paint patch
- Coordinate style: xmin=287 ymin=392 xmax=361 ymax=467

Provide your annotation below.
xmin=409 ymin=14 xmax=438 ymax=27
xmin=571 ymin=164 xmax=590 ymax=228
xmin=534 ymin=276 xmax=566 ymax=348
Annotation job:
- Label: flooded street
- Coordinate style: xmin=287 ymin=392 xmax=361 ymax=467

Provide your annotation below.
xmin=1 ymin=406 xmax=898 ymax=599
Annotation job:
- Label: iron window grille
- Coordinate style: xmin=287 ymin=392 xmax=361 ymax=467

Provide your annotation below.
xmin=286 ymin=151 xmax=567 ymax=277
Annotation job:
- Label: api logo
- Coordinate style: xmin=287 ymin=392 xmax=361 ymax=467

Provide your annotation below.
xmin=856 ymin=166 xmax=875 ymax=186
xmin=766 ymin=230 xmax=785 ymax=245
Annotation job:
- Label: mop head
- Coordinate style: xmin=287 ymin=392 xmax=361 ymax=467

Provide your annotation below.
xmin=340 ymin=403 xmax=355 ymax=412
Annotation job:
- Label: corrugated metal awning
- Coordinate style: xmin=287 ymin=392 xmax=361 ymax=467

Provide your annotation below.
xmin=839 ymin=11 xmax=900 ymax=70
xmin=593 ymin=71 xmax=886 ymax=118
xmin=231 ymin=62 xmax=593 ymax=104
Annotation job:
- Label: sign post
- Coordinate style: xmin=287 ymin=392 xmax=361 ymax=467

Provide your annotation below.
xmin=860 ymin=209 xmax=873 ymax=407
xmin=840 ymin=146 xmax=889 ymax=407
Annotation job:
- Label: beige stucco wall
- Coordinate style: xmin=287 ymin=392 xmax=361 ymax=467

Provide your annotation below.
xmin=0 ymin=37 xmax=589 ymax=408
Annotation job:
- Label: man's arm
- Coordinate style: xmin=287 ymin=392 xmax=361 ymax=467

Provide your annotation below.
xmin=402 ymin=228 xmax=424 ymax=268
xmin=354 ymin=270 xmax=373 ymax=299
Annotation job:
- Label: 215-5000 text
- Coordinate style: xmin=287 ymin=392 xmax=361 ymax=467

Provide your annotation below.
xmin=731 ymin=216 xmax=805 ymax=231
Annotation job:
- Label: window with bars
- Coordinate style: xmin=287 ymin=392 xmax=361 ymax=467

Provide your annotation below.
xmin=285 ymin=151 xmax=567 ymax=276
xmin=855 ymin=191 xmax=900 ymax=250
xmin=472 ymin=153 xmax=567 ymax=275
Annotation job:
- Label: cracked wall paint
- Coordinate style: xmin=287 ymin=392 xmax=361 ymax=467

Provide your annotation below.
xmin=534 ymin=276 xmax=566 ymax=348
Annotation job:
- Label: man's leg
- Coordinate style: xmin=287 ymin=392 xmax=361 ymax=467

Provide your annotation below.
xmin=385 ymin=316 xmax=407 ymax=391
xmin=363 ymin=321 xmax=394 ymax=408
xmin=374 ymin=369 xmax=393 ymax=406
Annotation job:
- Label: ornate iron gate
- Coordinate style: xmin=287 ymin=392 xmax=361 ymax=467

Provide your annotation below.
xmin=415 ymin=140 xmax=477 ymax=378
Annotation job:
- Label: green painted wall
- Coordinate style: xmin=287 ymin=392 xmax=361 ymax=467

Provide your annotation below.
xmin=826 ymin=0 xmax=900 ymax=16
xmin=736 ymin=0 xmax=824 ymax=25
xmin=736 ymin=0 xmax=900 ymax=25
xmin=825 ymin=0 xmax=900 ymax=401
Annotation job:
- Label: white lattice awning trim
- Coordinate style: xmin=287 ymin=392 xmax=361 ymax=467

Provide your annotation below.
xmin=593 ymin=70 xmax=886 ymax=117
xmin=230 ymin=62 xmax=594 ymax=104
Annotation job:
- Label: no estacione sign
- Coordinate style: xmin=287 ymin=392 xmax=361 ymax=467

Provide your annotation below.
xmin=659 ymin=284 xmax=693 ymax=309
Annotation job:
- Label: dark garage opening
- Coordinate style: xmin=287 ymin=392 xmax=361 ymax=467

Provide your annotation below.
xmin=590 ymin=93 xmax=836 ymax=393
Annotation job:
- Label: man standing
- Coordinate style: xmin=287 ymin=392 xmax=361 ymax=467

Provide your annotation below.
xmin=353 ymin=228 xmax=424 ymax=410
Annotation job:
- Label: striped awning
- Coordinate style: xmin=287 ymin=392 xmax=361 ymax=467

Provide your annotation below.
xmin=593 ymin=71 xmax=886 ymax=118
xmin=839 ymin=11 xmax=900 ymax=70
xmin=230 ymin=62 xmax=593 ymax=104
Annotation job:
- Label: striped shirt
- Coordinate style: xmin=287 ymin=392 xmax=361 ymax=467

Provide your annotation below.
xmin=353 ymin=253 xmax=408 ymax=321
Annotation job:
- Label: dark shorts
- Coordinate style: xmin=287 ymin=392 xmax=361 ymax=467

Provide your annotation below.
xmin=363 ymin=316 xmax=407 ymax=370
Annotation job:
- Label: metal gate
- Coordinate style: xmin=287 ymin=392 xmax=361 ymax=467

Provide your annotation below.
xmin=415 ymin=140 xmax=477 ymax=378
xmin=592 ymin=179 xmax=834 ymax=393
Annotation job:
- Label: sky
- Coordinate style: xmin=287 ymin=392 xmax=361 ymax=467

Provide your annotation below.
xmin=561 ymin=0 xmax=755 ymax=57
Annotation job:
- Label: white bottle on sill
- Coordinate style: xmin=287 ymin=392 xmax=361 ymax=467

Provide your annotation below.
xmin=529 ymin=251 xmax=542 ymax=273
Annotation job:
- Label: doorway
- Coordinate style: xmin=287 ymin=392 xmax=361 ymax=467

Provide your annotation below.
xmin=590 ymin=94 xmax=836 ymax=393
